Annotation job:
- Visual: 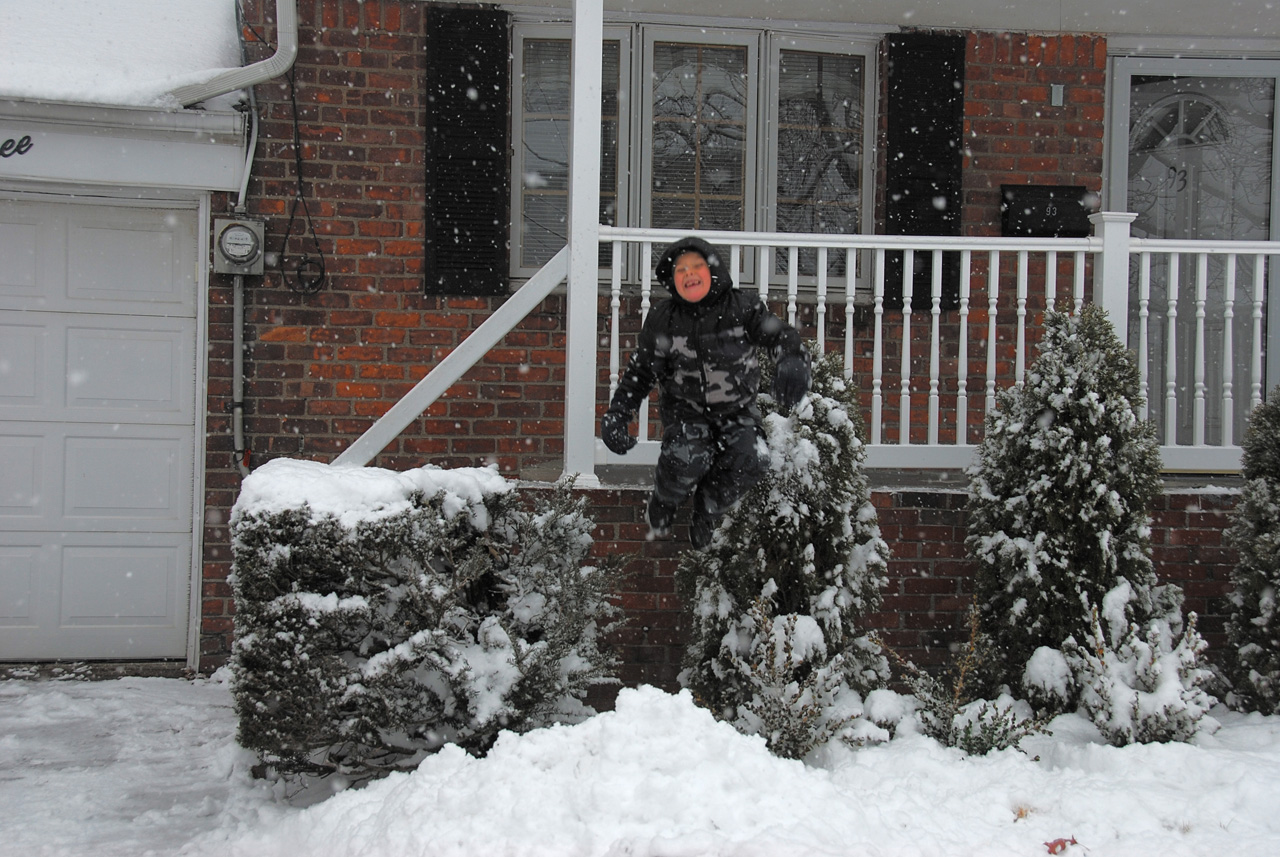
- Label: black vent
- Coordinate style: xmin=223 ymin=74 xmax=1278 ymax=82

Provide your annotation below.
xmin=425 ymin=7 xmax=511 ymax=295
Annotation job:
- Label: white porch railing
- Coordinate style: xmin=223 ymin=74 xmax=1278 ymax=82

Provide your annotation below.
xmin=331 ymin=215 xmax=1275 ymax=478
xmin=593 ymin=217 xmax=1276 ymax=474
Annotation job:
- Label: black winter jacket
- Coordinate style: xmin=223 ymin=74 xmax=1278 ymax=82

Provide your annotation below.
xmin=608 ymin=236 xmax=808 ymax=427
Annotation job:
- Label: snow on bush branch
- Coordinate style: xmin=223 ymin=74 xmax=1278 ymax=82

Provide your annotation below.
xmin=229 ymin=460 xmax=623 ymax=783
xmin=1226 ymin=386 xmax=1280 ymax=714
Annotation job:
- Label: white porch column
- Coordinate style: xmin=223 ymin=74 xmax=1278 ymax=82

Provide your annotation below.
xmin=561 ymin=0 xmax=605 ymax=486
xmin=1090 ymin=211 xmax=1137 ymax=341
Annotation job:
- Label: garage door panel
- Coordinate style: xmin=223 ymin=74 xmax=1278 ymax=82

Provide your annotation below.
xmin=66 ymin=320 xmax=194 ymax=418
xmin=0 ymin=435 xmax=44 ymax=518
xmin=0 ymin=313 xmax=194 ymax=423
xmin=0 ymin=322 xmax=45 ymax=405
xmin=64 ymin=433 xmax=190 ymax=525
xmin=0 ymin=220 xmax=42 ymax=295
xmin=61 ymin=543 xmax=179 ymax=626
xmin=0 ymin=544 xmax=40 ymax=625
xmin=0 ymin=534 xmax=189 ymax=657
xmin=67 ymin=210 xmax=194 ymax=311
xmin=0 ymin=199 xmax=193 ymax=316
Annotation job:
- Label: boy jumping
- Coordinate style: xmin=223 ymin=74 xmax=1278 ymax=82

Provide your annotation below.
xmin=600 ymin=236 xmax=811 ymax=548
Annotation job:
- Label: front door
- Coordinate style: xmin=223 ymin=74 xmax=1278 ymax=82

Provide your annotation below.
xmin=1111 ymin=58 xmax=1280 ymax=446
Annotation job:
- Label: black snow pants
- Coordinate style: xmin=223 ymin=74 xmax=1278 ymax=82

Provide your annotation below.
xmin=646 ymin=413 xmax=768 ymax=548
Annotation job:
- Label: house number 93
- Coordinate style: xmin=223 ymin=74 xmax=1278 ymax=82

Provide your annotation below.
xmin=0 ymin=136 xmax=34 ymax=158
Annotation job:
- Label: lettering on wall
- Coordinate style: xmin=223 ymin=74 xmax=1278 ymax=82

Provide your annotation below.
xmin=1 ymin=136 xmax=34 ymax=158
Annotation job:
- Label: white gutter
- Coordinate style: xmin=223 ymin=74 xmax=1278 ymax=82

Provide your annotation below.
xmin=167 ymin=0 xmax=299 ymax=108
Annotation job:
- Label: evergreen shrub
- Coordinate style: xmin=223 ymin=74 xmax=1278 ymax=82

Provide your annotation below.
xmin=966 ymin=306 xmax=1215 ymax=743
xmin=677 ymin=347 xmax=890 ymax=758
xmin=1225 ymin=387 xmax=1280 ymax=713
xmin=230 ymin=462 xmax=623 ymax=783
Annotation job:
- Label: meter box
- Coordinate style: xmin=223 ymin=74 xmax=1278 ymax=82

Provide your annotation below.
xmin=1000 ymin=185 xmax=1093 ymax=238
xmin=213 ymin=218 xmax=266 ymax=275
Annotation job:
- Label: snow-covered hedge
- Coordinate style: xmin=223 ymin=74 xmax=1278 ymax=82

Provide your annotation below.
xmin=1225 ymin=387 xmax=1280 ymax=714
xmin=678 ymin=348 xmax=890 ymax=758
xmin=229 ymin=460 xmax=623 ymax=782
xmin=967 ymin=307 xmax=1215 ymax=743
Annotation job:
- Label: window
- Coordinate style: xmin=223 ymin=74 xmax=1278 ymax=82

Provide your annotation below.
xmin=510 ymin=22 xmax=878 ymax=282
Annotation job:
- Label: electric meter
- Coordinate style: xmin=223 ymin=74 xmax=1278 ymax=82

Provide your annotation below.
xmin=214 ymin=218 xmax=266 ymax=275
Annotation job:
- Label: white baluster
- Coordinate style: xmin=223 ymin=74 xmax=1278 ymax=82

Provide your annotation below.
xmin=958 ymin=250 xmax=971 ymax=445
xmin=1222 ymin=253 xmax=1236 ymax=445
xmin=871 ymin=248 xmax=885 ymax=443
xmin=1193 ymin=253 xmax=1208 ymax=446
xmin=1252 ymin=254 xmax=1265 ymax=411
xmin=816 ymin=246 xmax=828 ymax=352
xmin=900 ymin=249 xmax=914 ymax=445
xmin=1073 ymin=251 xmax=1086 ymax=314
xmin=1045 ymin=249 xmax=1058 ymax=313
xmin=758 ymin=245 xmax=770 ymax=302
xmin=787 ymin=245 xmax=799 ymax=326
xmin=985 ymin=250 xmax=1000 ymax=417
xmin=928 ymin=250 xmax=942 ymax=445
xmin=639 ymin=241 xmax=653 ymax=441
xmin=1165 ymin=253 xmax=1180 ymax=444
xmin=608 ymin=240 xmax=623 ymax=396
xmin=844 ymin=248 xmax=856 ymax=382
xmin=1137 ymin=252 xmax=1151 ymax=423
xmin=1015 ymin=251 xmax=1028 ymax=387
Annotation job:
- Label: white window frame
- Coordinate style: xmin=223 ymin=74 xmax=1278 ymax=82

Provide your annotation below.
xmin=764 ymin=32 xmax=879 ymax=289
xmin=509 ymin=23 xmax=634 ymax=280
xmin=1108 ymin=55 xmax=1280 ymax=394
xmin=509 ymin=19 xmax=881 ymax=288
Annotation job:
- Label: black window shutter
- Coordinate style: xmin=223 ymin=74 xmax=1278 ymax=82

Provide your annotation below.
xmin=884 ymin=33 xmax=965 ymax=310
xmin=424 ymin=7 xmax=511 ymax=296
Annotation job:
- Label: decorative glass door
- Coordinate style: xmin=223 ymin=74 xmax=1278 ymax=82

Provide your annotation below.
xmin=1112 ymin=58 xmax=1280 ymax=445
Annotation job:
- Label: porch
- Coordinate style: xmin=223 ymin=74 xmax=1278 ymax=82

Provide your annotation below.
xmin=334 ymin=214 xmax=1277 ymax=480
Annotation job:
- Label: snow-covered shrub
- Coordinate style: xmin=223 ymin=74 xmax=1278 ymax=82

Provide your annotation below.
xmin=967 ymin=306 xmax=1163 ymax=709
xmin=1224 ymin=387 xmax=1280 ymax=714
xmin=888 ymin=603 xmax=1050 ymax=755
xmin=230 ymin=461 xmax=623 ymax=783
xmin=677 ymin=347 xmax=890 ymax=758
xmin=1066 ymin=582 xmax=1218 ymax=745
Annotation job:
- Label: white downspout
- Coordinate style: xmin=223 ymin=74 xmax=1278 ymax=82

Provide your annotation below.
xmin=167 ymin=0 xmax=299 ymax=108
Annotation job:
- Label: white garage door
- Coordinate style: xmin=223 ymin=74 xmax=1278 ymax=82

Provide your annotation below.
xmin=0 ymin=196 xmax=199 ymax=660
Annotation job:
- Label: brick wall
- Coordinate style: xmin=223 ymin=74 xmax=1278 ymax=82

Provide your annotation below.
xmin=962 ymin=32 xmax=1107 ymax=234
xmin=583 ymin=485 xmax=1241 ymax=697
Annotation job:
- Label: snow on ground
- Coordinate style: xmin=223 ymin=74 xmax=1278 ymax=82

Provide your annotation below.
xmin=2 ymin=672 xmax=1279 ymax=857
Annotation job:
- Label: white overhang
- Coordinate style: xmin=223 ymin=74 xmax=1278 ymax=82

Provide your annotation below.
xmin=0 ymin=99 xmax=247 ymax=193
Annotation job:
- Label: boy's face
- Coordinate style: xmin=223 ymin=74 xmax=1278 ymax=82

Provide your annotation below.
xmin=673 ymin=251 xmax=712 ymax=303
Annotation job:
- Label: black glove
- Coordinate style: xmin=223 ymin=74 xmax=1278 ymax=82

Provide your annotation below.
xmin=774 ymin=354 xmax=810 ymax=411
xmin=600 ymin=407 xmax=637 ymax=454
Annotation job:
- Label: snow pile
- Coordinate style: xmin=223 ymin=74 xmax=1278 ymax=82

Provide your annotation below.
xmin=0 ymin=0 xmax=241 ymax=109
xmin=5 ymin=675 xmax=1280 ymax=857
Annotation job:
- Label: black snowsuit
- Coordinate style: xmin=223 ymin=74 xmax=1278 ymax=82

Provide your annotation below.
xmin=604 ymin=236 xmax=810 ymax=547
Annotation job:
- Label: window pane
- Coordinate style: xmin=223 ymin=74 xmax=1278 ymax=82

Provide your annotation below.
xmin=650 ymin=42 xmax=748 ymax=231
xmin=776 ymin=50 xmax=864 ymax=277
xmin=519 ymin=39 xmax=620 ymax=268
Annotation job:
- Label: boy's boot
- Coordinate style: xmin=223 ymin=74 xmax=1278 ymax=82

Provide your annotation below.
xmin=645 ymin=496 xmax=675 ymax=540
xmin=690 ymin=513 xmax=715 ymax=550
